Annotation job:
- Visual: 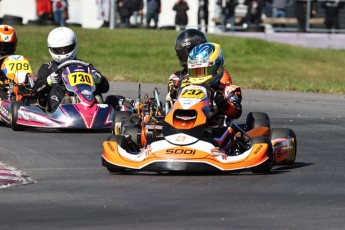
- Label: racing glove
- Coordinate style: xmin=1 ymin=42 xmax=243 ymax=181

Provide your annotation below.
xmin=92 ymin=70 xmax=102 ymax=84
xmin=46 ymin=72 xmax=61 ymax=86
xmin=230 ymin=94 xmax=241 ymax=109
xmin=214 ymin=91 xmax=229 ymax=111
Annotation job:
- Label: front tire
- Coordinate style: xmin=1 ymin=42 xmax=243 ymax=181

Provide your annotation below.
xmin=246 ymin=112 xmax=270 ymax=131
xmin=112 ymin=111 xmax=132 ymax=135
xmin=11 ymin=102 xmax=25 ymax=131
xmin=105 ymin=95 xmax=124 ymax=111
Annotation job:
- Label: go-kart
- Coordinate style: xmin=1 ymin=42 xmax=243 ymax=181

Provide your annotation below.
xmin=0 ymin=55 xmax=36 ymax=129
xmin=10 ymin=60 xmax=115 ymax=131
xmin=102 ymin=84 xmax=297 ymax=173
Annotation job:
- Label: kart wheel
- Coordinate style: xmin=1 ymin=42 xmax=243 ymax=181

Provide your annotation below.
xmin=105 ymin=95 xmax=124 ymax=111
xmin=246 ymin=112 xmax=270 ymax=130
xmin=250 ymin=136 xmax=273 ymax=174
xmin=123 ymin=125 xmax=140 ymax=147
xmin=112 ymin=111 xmax=132 ymax=135
xmin=271 ymin=128 xmax=297 ymax=165
xmin=11 ymin=101 xmax=25 ymax=131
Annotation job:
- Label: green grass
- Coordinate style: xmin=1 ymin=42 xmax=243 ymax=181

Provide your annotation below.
xmin=16 ymin=26 xmax=345 ymax=94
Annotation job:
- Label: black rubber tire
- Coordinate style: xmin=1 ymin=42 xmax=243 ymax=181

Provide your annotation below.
xmin=112 ymin=111 xmax=132 ymax=135
xmin=11 ymin=102 xmax=25 ymax=131
xmin=107 ymin=134 xmax=123 ymax=142
xmin=105 ymin=95 xmax=124 ymax=110
xmin=250 ymin=136 xmax=273 ymax=174
xmin=123 ymin=125 xmax=140 ymax=147
xmin=246 ymin=112 xmax=270 ymax=130
xmin=271 ymin=128 xmax=297 ymax=165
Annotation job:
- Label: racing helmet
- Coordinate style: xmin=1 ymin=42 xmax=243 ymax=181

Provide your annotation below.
xmin=47 ymin=27 xmax=78 ymax=63
xmin=174 ymin=29 xmax=207 ymax=68
xmin=187 ymin=43 xmax=224 ymax=86
xmin=0 ymin=25 xmax=17 ymax=56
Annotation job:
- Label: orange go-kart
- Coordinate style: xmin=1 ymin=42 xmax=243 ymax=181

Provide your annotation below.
xmin=102 ymin=84 xmax=297 ymax=174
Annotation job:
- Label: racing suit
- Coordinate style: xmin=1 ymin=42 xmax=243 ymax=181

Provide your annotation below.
xmin=167 ymin=68 xmax=242 ymax=155
xmin=167 ymin=68 xmax=242 ymax=119
xmin=35 ymin=59 xmax=109 ymax=112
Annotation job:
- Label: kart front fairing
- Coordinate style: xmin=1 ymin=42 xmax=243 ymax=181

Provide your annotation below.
xmin=16 ymin=103 xmax=113 ymax=129
xmin=61 ymin=64 xmax=96 ymax=106
xmin=102 ymin=135 xmax=270 ymax=172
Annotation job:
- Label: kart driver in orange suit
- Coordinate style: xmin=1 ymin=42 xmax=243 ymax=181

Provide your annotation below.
xmin=185 ymin=42 xmax=242 ymax=154
xmin=166 ymin=29 xmax=241 ymax=121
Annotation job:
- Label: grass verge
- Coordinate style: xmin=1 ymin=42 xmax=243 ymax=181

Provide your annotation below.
xmin=15 ymin=26 xmax=345 ymax=94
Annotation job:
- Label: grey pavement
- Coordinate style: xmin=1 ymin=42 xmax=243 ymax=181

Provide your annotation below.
xmin=214 ymin=31 xmax=345 ymax=49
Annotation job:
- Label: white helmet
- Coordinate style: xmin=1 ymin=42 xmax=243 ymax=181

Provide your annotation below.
xmin=47 ymin=27 xmax=77 ymax=63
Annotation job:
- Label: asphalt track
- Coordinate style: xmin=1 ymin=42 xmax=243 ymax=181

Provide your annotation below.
xmin=0 ymin=82 xmax=344 ymax=230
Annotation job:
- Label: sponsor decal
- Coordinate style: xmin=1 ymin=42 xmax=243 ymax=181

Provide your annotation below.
xmin=51 ymin=95 xmax=59 ymax=102
xmin=253 ymin=144 xmax=263 ymax=155
xmin=107 ymin=142 xmax=115 ymax=151
xmin=138 ymin=144 xmax=152 ymax=158
xmin=210 ymin=147 xmax=228 ymax=160
xmin=22 ymin=112 xmax=36 ymax=120
xmin=81 ymin=90 xmax=92 ymax=96
xmin=181 ymin=41 xmax=191 ymax=47
xmin=165 ymin=149 xmax=196 ymax=155
xmin=176 ymin=135 xmax=186 ymax=142
xmin=0 ymin=105 xmax=10 ymax=118
xmin=99 ymin=104 xmax=108 ymax=108
xmin=145 ymin=124 xmax=163 ymax=129
xmin=74 ymin=69 xmax=86 ymax=72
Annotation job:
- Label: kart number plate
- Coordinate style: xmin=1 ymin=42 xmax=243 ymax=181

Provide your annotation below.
xmin=4 ymin=60 xmax=32 ymax=74
xmin=68 ymin=72 xmax=94 ymax=87
xmin=180 ymin=89 xmax=205 ymax=99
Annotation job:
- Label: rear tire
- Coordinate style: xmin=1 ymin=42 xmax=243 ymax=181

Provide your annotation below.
xmin=271 ymin=128 xmax=297 ymax=165
xmin=250 ymin=136 xmax=273 ymax=174
xmin=105 ymin=95 xmax=125 ymax=110
xmin=246 ymin=112 xmax=270 ymax=130
xmin=112 ymin=111 xmax=132 ymax=135
xmin=123 ymin=125 xmax=139 ymax=147
xmin=11 ymin=102 xmax=25 ymax=131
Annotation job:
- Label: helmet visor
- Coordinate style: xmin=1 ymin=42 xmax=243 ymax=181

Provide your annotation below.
xmin=0 ymin=42 xmax=16 ymax=55
xmin=188 ymin=65 xmax=218 ymax=78
xmin=49 ymin=43 xmax=76 ymax=55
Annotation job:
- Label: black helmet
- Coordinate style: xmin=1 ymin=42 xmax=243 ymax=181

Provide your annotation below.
xmin=174 ymin=29 xmax=207 ymax=68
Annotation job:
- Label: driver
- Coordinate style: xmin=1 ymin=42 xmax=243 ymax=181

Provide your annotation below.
xmin=187 ymin=42 xmax=242 ymax=154
xmin=0 ymin=25 xmax=18 ymax=100
xmin=35 ymin=27 xmax=109 ymax=112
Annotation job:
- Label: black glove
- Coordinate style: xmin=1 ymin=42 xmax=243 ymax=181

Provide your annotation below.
xmin=214 ymin=91 xmax=229 ymax=110
xmin=230 ymin=94 xmax=241 ymax=108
